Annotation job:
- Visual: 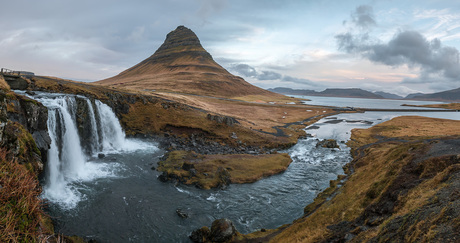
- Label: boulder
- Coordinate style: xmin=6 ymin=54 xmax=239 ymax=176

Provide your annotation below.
xmin=176 ymin=209 xmax=189 ymax=219
xmin=207 ymin=114 xmax=238 ymax=126
xmin=190 ymin=226 xmax=210 ymax=243
xmin=182 ymin=162 xmax=195 ymax=171
xmin=210 ymin=218 xmax=237 ymax=242
xmin=316 ymin=139 xmax=340 ymax=149
xmin=216 ymin=167 xmax=231 ymax=189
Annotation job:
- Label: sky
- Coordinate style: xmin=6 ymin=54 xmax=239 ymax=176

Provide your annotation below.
xmin=1 ymin=0 xmax=460 ymax=96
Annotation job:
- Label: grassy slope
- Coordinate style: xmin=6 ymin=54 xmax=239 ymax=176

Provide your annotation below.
xmin=0 ymin=148 xmax=53 ymax=242
xmin=238 ymin=116 xmax=460 ymax=242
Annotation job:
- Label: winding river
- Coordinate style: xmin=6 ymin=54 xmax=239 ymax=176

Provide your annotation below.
xmin=15 ymin=91 xmax=460 ymax=242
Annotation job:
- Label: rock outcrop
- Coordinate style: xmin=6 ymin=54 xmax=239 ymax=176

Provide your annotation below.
xmin=0 ymin=90 xmax=50 ymax=172
xmin=190 ymin=218 xmax=238 ymax=243
xmin=316 ymin=139 xmax=339 ymax=149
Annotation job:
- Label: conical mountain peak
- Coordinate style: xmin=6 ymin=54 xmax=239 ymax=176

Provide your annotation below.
xmin=154 ymin=26 xmax=207 ymax=55
xmin=97 ymin=26 xmax=278 ymax=98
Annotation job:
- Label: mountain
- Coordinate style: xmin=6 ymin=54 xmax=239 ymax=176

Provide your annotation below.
xmin=373 ymin=91 xmax=403 ymax=99
xmin=317 ymin=88 xmax=384 ymax=99
xmin=404 ymin=92 xmax=425 ymax=99
xmin=97 ymin=26 xmax=279 ymax=98
xmin=267 ymin=87 xmax=316 ymax=96
xmin=269 ymin=87 xmax=385 ymax=99
xmin=407 ymin=87 xmax=460 ymax=102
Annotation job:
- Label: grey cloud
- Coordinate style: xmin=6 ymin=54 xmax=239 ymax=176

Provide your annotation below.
xmin=258 ymin=71 xmax=282 ymax=80
xmin=231 ymin=63 xmax=320 ymax=87
xmin=231 ymin=64 xmax=257 ymax=77
xmin=196 ymin=0 xmax=227 ymax=20
xmin=336 ymin=6 xmax=460 ymax=82
xmin=282 ymin=75 xmax=319 ymax=86
xmin=352 ymin=5 xmax=376 ymax=29
xmin=231 ymin=64 xmax=282 ymax=81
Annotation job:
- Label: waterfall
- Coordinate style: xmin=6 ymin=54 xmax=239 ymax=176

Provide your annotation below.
xmin=85 ymin=99 xmax=101 ymax=154
xmin=15 ymin=91 xmax=153 ymax=209
xmin=95 ymin=100 xmax=125 ymax=152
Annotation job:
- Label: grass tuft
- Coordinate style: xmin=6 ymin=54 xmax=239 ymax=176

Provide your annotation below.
xmin=0 ymin=148 xmax=52 ymax=242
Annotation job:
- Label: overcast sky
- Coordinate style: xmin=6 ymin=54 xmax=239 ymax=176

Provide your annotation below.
xmin=1 ymin=0 xmax=460 ymax=96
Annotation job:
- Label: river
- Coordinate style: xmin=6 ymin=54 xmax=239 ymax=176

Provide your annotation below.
xmin=15 ymin=91 xmax=460 ymax=242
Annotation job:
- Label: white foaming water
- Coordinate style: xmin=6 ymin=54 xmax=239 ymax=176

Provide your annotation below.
xmin=19 ymin=92 xmax=156 ymax=209
xmin=95 ymin=100 xmax=149 ymax=153
xmin=95 ymin=100 xmax=125 ymax=152
xmin=85 ymin=99 xmax=100 ymax=155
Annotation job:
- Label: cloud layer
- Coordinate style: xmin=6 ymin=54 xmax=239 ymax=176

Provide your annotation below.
xmin=336 ymin=5 xmax=460 ymax=83
xmin=230 ymin=63 xmax=319 ymax=87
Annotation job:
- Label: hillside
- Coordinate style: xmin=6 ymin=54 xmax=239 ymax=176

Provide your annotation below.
xmin=373 ymin=91 xmax=403 ymax=99
xmin=409 ymin=87 xmax=460 ymax=102
xmin=267 ymin=87 xmax=317 ymax=96
xmin=97 ymin=26 xmax=281 ymax=99
xmin=269 ymin=87 xmax=384 ymax=99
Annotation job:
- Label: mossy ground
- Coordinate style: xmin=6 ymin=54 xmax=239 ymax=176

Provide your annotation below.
xmin=157 ymin=151 xmax=292 ymax=189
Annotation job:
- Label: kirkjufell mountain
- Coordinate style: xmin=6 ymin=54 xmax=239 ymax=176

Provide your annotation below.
xmin=97 ymin=26 xmax=280 ymax=98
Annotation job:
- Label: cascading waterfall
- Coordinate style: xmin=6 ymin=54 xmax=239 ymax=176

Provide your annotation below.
xmin=85 ymin=99 xmax=101 ymax=154
xmin=95 ymin=100 xmax=126 ymax=151
xmin=18 ymin=91 xmax=153 ymax=209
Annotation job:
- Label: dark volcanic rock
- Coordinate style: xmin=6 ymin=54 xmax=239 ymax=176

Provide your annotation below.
xmin=207 ymin=114 xmax=238 ymax=126
xmin=210 ymin=218 xmax=237 ymax=242
xmin=190 ymin=226 xmax=211 ymax=243
xmin=316 ymin=139 xmax=340 ymax=149
xmin=2 ymin=92 xmax=51 ymax=170
xmin=176 ymin=209 xmax=189 ymax=219
xmin=216 ymin=167 xmax=231 ymax=189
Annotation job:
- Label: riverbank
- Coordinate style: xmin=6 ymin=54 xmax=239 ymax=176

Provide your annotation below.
xmin=226 ymin=115 xmax=460 ymax=242
xmin=402 ymin=102 xmax=460 ymax=111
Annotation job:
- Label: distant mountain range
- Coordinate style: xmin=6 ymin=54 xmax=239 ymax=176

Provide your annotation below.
xmin=269 ymin=87 xmax=460 ymax=102
xmin=268 ymin=87 xmax=385 ymax=99
xmin=373 ymin=91 xmax=403 ymax=99
xmin=407 ymin=87 xmax=460 ymax=102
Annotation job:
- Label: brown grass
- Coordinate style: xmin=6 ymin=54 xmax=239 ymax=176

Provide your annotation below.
xmin=0 ymin=75 xmax=10 ymax=91
xmin=157 ymin=151 xmax=292 ymax=189
xmin=405 ymin=103 xmax=460 ymax=110
xmin=149 ymin=91 xmax=333 ymax=134
xmin=0 ymin=148 xmax=52 ymax=242
xmin=348 ymin=116 xmax=460 ymax=148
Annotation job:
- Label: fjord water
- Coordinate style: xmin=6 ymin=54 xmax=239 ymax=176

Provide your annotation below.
xmin=16 ymin=91 xmax=460 ymax=242
xmin=295 ymin=95 xmax=448 ymax=109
